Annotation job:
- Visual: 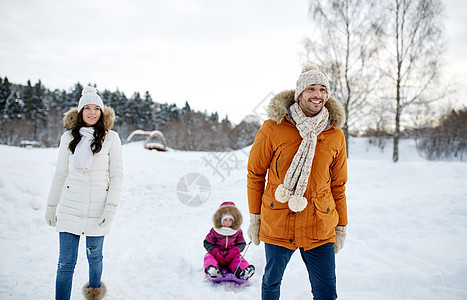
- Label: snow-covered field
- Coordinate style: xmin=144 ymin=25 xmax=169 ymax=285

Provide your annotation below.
xmin=1 ymin=138 xmax=466 ymax=299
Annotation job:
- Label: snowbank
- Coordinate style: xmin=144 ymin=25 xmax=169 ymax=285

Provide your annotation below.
xmin=0 ymin=138 xmax=466 ymax=299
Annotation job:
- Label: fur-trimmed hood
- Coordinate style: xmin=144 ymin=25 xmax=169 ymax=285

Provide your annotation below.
xmin=267 ymin=89 xmax=345 ymax=128
xmin=212 ymin=202 xmax=243 ymax=231
xmin=63 ymin=105 xmax=115 ymax=131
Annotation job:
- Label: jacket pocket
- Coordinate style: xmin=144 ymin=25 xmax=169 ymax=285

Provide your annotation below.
xmin=260 ymin=184 xmax=291 ymax=238
xmin=309 ymin=193 xmax=339 ymax=240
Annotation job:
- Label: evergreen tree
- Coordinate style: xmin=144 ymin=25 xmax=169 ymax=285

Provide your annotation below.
xmin=143 ymin=91 xmax=154 ymax=125
xmin=114 ymin=90 xmax=129 ymax=128
xmin=126 ymin=92 xmax=146 ymax=127
xmin=22 ymin=80 xmax=34 ymax=119
xmin=154 ymin=102 xmax=178 ymax=128
xmin=32 ymin=80 xmax=47 ymax=122
xmin=44 ymin=88 xmax=66 ymax=114
xmin=100 ymin=89 xmax=112 ymax=107
xmin=66 ymin=83 xmax=83 ymax=109
xmin=0 ymin=77 xmax=12 ymax=117
xmin=4 ymin=89 xmax=24 ymax=119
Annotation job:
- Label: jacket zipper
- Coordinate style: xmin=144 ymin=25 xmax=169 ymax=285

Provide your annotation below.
xmin=328 ymin=156 xmax=336 ymax=183
xmin=275 ymin=152 xmax=281 ymax=179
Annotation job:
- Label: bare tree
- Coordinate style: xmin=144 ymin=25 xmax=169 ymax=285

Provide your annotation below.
xmin=384 ymin=0 xmax=445 ymax=162
xmin=303 ymin=0 xmax=384 ymax=156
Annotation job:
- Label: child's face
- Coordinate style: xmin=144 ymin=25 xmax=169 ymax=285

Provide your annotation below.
xmin=222 ymin=218 xmax=234 ymax=228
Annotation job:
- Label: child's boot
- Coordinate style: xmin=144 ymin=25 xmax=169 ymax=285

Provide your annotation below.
xmin=236 ymin=265 xmax=255 ymax=280
xmin=205 ymin=265 xmax=223 ymax=278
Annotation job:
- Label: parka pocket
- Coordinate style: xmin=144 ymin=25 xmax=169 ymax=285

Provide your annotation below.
xmin=260 ymin=184 xmax=291 ymax=239
xmin=308 ymin=193 xmax=339 ymax=240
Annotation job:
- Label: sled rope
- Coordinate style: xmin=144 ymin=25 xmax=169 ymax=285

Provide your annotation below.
xmin=234 ymin=241 xmax=252 ymax=276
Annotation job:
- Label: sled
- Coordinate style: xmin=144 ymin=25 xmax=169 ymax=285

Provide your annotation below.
xmin=207 ymin=267 xmax=248 ymax=284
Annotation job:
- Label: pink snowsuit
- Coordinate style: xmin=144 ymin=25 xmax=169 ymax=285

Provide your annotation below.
xmin=203 ymin=202 xmax=250 ymax=274
xmin=203 ymin=228 xmax=250 ymax=273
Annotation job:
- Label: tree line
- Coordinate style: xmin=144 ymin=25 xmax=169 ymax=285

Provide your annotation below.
xmin=0 ymin=75 xmax=465 ymax=160
xmin=0 ymin=77 xmax=260 ymax=151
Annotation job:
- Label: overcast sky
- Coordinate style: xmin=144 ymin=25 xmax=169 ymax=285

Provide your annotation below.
xmin=1 ymin=0 xmax=466 ymax=124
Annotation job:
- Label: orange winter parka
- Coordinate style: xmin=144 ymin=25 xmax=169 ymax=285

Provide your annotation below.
xmin=247 ymin=90 xmax=348 ymax=251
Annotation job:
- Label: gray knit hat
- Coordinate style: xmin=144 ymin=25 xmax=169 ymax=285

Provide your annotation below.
xmin=294 ymin=64 xmax=330 ymax=101
xmin=78 ymin=86 xmax=104 ymax=112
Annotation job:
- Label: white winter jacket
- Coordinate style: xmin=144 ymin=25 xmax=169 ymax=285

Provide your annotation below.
xmin=47 ymin=106 xmax=123 ymax=236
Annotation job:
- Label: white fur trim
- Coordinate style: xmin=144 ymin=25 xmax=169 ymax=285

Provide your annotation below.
xmin=213 ymin=226 xmax=238 ymax=236
xmin=288 ymin=195 xmax=308 ymax=212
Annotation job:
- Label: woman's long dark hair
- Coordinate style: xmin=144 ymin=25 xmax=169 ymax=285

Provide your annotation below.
xmin=69 ymin=109 xmax=106 ymax=154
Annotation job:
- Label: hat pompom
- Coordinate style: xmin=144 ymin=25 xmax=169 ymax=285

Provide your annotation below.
xmin=301 ymin=64 xmax=319 ymax=73
xmin=82 ymin=86 xmax=97 ymax=95
xmin=78 ymin=86 xmax=104 ymax=112
xmin=288 ymin=195 xmax=308 ymax=212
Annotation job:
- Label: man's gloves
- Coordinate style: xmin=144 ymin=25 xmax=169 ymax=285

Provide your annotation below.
xmin=98 ymin=203 xmax=118 ymax=227
xmin=45 ymin=206 xmax=57 ymax=227
xmin=334 ymin=225 xmax=346 ymax=254
xmin=247 ymin=213 xmax=261 ymax=246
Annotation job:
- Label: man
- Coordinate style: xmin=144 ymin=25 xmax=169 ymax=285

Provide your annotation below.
xmin=247 ymin=64 xmax=347 ymax=300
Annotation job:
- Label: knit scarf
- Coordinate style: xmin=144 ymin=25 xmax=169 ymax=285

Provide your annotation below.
xmin=275 ymin=102 xmax=329 ymax=212
xmin=72 ymin=127 xmax=95 ymax=170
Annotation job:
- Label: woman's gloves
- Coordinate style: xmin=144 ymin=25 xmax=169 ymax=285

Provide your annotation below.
xmin=247 ymin=213 xmax=260 ymax=245
xmin=98 ymin=203 xmax=118 ymax=227
xmin=45 ymin=206 xmax=57 ymax=227
xmin=334 ymin=225 xmax=346 ymax=254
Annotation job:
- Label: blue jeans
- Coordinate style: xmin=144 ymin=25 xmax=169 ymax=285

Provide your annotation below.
xmin=55 ymin=232 xmax=104 ymax=300
xmin=262 ymin=243 xmax=337 ymax=300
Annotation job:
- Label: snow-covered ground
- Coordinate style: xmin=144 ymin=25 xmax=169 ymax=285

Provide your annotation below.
xmin=1 ymin=137 xmax=466 ymax=299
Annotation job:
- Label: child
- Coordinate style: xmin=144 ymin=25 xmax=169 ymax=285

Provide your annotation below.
xmin=203 ymin=202 xmax=255 ymax=280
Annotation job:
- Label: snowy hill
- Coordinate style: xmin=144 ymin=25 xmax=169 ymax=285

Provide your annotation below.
xmin=1 ymin=138 xmax=466 ymax=299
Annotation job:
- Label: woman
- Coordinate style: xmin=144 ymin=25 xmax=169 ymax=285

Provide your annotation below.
xmin=45 ymin=86 xmax=123 ymax=300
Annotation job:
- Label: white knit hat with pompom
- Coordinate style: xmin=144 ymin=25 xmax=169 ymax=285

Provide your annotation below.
xmin=294 ymin=64 xmax=330 ymax=101
xmin=78 ymin=86 xmax=104 ymax=112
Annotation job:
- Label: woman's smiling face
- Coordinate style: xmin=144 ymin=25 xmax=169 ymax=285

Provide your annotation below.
xmin=82 ymin=104 xmax=102 ymax=126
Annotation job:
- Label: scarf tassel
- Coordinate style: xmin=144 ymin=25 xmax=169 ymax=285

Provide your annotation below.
xmin=275 ymin=184 xmax=308 ymax=212
xmin=288 ymin=195 xmax=308 ymax=212
xmin=275 ymin=184 xmax=292 ymax=203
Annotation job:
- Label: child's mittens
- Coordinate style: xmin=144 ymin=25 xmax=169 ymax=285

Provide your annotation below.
xmin=212 ymin=248 xmax=228 ymax=266
xmin=247 ymin=213 xmax=261 ymax=245
xmin=224 ymin=246 xmax=241 ymax=263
